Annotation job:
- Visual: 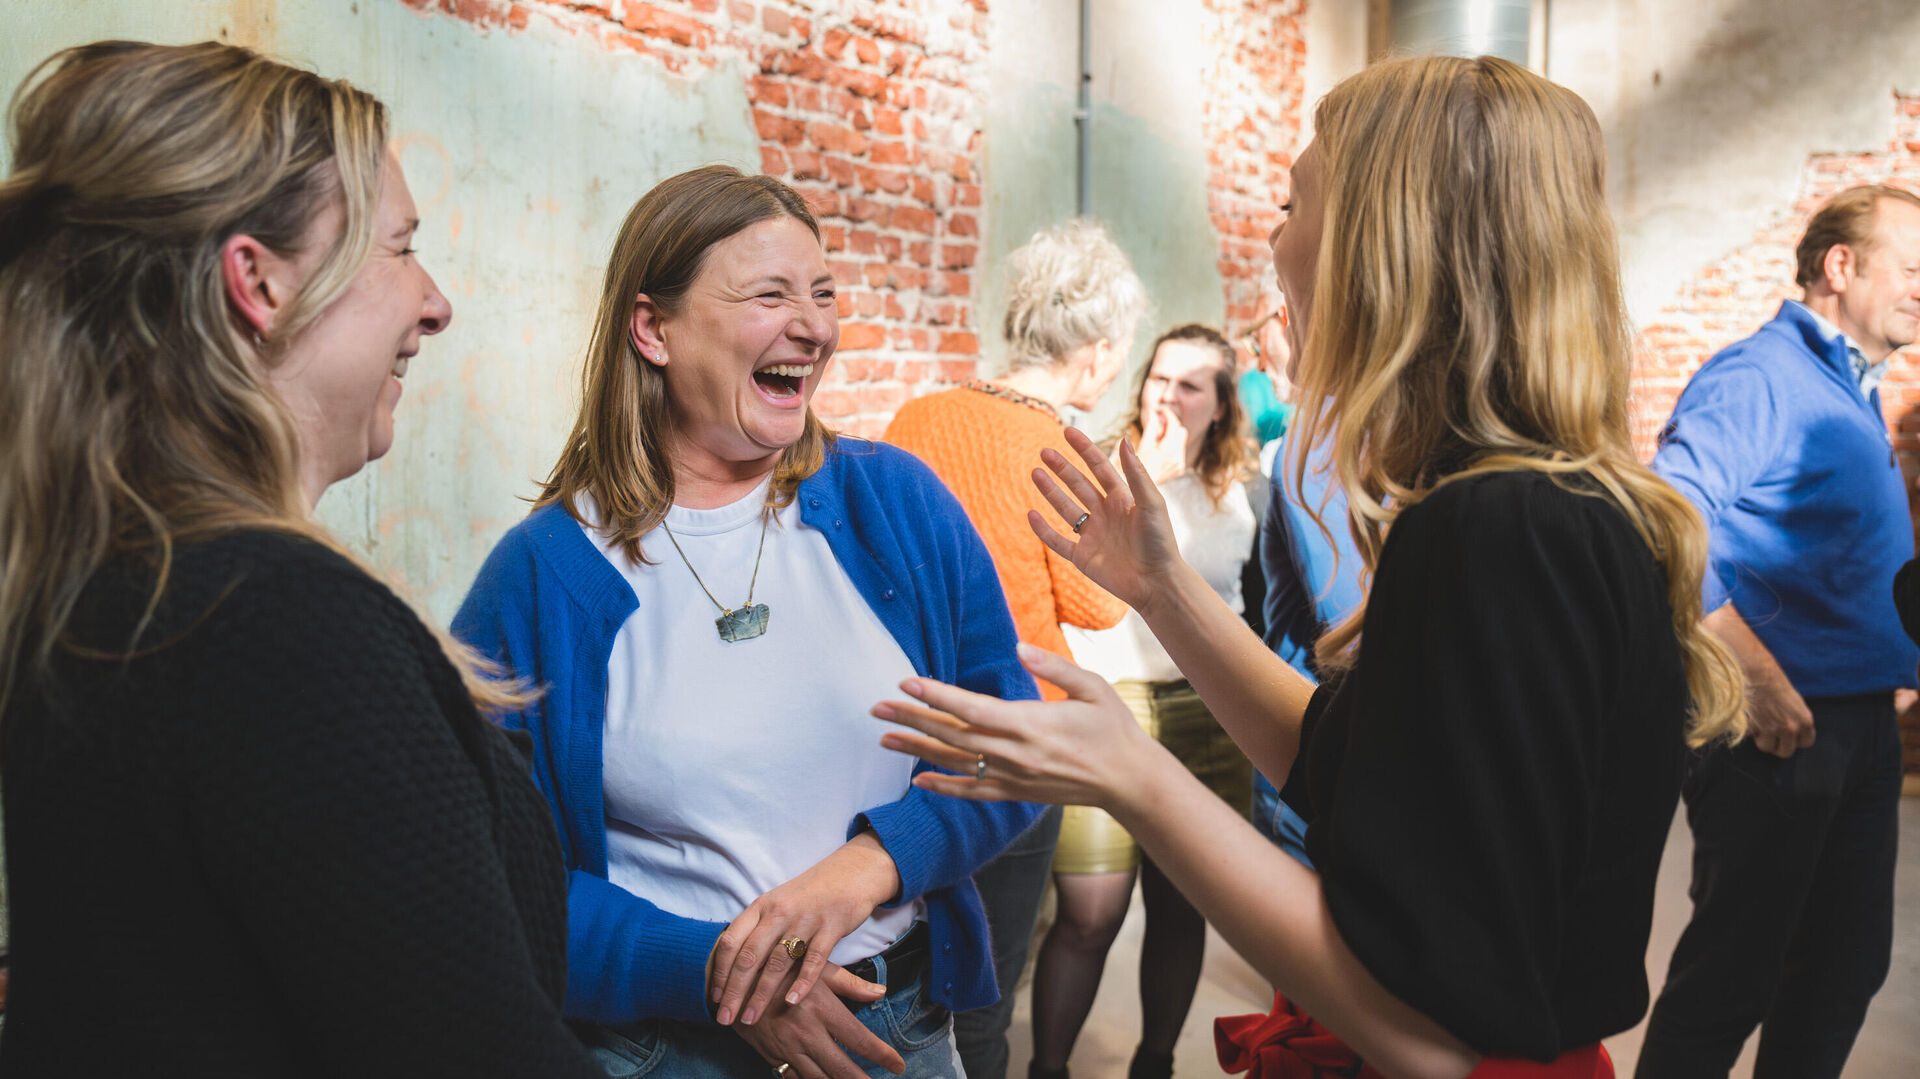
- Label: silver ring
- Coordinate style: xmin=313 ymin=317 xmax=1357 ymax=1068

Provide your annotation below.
xmin=975 ymin=754 xmax=988 ymax=781
xmin=1071 ymin=512 xmax=1090 ymax=534
xmin=775 ymin=1065 xmax=792 ymax=1077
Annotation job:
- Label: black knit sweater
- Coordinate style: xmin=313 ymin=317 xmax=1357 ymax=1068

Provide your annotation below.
xmin=1 ymin=530 xmax=601 ymax=1077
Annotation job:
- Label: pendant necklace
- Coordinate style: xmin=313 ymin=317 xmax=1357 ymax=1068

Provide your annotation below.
xmin=660 ymin=512 xmax=772 ymax=642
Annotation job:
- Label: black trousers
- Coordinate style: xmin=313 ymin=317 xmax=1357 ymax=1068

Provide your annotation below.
xmin=953 ymin=805 xmax=1063 ymax=1079
xmin=1637 ymin=691 xmax=1903 ymax=1079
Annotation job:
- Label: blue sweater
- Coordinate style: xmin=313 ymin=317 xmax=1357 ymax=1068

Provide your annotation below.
xmin=452 ymin=439 xmax=1044 ymax=1025
xmin=1261 ymin=431 xmax=1365 ymax=679
xmin=1652 ymin=301 xmax=1918 ymax=696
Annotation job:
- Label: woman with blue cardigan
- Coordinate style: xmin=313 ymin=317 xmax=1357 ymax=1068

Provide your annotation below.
xmin=454 ymin=165 xmax=1041 ymax=1079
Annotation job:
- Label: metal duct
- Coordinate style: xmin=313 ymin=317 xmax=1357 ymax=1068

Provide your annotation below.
xmin=1389 ymin=0 xmax=1533 ymax=66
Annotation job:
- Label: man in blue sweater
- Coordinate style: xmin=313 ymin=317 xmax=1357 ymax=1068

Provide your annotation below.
xmin=1639 ymin=185 xmax=1920 ymax=1079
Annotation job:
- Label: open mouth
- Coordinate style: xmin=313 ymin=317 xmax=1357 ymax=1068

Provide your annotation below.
xmin=753 ymin=362 xmax=814 ymax=400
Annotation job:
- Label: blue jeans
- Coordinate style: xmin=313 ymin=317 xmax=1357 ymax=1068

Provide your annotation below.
xmin=1250 ymin=771 xmax=1314 ymax=868
xmin=585 ymin=956 xmax=963 ymax=1078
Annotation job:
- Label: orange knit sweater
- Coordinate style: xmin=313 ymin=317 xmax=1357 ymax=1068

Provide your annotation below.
xmin=885 ymin=385 xmax=1127 ymax=699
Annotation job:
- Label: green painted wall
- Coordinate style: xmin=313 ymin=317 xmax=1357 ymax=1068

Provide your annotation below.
xmin=0 ymin=0 xmax=760 ymax=619
xmin=980 ymin=0 xmax=1225 ymax=438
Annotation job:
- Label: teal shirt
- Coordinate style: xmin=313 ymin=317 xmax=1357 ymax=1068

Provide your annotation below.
xmin=1238 ymin=369 xmax=1291 ymax=445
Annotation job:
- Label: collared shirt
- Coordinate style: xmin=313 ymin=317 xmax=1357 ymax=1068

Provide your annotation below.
xmin=1789 ymin=299 xmax=1887 ymax=397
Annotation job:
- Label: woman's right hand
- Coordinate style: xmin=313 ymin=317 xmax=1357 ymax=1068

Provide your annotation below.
xmin=1032 ymin=426 xmax=1186 ymax=614
xmin=731 ymin=965 xmax=904 ymax=1079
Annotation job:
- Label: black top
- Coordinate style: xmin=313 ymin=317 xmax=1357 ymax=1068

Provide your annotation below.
xmin=1 ymin=530 xmax=601 ymax=1078
xmin=1281 ymin=470 xmax=1688 ymax=1061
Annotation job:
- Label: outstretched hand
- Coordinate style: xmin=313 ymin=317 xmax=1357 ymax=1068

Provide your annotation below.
xmin=1032 ymin=427 xmax=1186 ymax=614
xmin=873 ymin=641 xmax=1166 ymax=812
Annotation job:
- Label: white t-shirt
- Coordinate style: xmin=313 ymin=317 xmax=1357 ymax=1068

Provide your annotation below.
xmin=1065 ymin=472 xmax=1255 ymax=682
xmin=584 ymin=480 xmax=923 ymax=963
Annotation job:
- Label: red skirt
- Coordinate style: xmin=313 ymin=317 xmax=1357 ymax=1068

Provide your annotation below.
xmin=1214 ymin=992 xmax=1612 ymax=1079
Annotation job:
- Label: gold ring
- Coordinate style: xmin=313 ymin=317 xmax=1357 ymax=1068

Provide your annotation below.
xmin=1072 ymin=512 xmax=1090 ymax=534
xmin=779 ymin=937 xmax=808 ymax=961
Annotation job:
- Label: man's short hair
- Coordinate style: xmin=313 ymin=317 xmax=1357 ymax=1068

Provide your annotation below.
xmin=1795 ymin=184 xmax=1920 ymax=291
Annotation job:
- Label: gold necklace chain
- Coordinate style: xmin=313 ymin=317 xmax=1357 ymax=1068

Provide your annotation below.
xmin=659 ymin=511 xmax=774 ymax=642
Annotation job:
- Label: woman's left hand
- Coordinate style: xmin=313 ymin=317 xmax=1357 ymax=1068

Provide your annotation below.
xmin=709 ymin=832 xmax=902 ymax=1025
xmin=872 ymin=642 xmax=1164 ymax=811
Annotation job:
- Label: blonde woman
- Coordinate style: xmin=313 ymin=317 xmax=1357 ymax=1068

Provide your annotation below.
xmin=876 ymin=55 xmax=1745 ymax=1079
xmin=0 ymin=42 xmax=601 ymax=1075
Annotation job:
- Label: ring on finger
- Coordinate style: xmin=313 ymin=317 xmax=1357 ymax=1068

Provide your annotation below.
xmin=779 ymin=937 xmax=809 ymax=961
xmin=775 ymin=1064 xmax=792 ymax=1077
xmin=1071 ymin=511 xmax=1090 ymax=534
xmin=975 ymin=754 xmax=988 ymax=781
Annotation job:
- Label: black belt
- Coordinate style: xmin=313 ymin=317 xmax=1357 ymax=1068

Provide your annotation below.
xmin=844 ymin=922 xmax=930 ymax=992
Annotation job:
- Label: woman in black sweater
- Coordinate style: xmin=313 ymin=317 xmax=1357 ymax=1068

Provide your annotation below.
xmin=875 ymin=56 xmax=1748 ymax=1079
xmin=0 ymin=42 xmax=600 ymax=1077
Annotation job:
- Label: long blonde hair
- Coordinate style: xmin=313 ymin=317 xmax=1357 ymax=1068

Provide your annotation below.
xmin=1289 ymin=55 xmax=1744 ymax=746
xmin=540 ymin=165 xmax=834 ymax=564
xmin=0 ymin=41 xmax=515 ymax=717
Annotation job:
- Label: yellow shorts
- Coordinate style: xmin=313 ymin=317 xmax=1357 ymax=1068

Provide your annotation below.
xmin=1050 ymin=678 xmax=1253 ymax=875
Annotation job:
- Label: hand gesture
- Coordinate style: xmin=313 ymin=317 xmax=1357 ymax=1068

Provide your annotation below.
xmin=1131 ymin=408 xmax=1188 ymax=485
xmin=1032 ymin=426 xmax=1187 ymax=615
xmin=874 ymin=642 xmax=1163 ymax=813
xmin=708 ymin=833 xmax=900 ymax=1024
xmin=730 ymin=965 xmax=905 ymax=1078
xmin=1746 ymin=669 xmax=1815 ymax=758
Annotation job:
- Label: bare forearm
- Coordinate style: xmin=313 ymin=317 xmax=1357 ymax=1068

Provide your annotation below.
xmin=1702 ymin=603 xmax=1784 ymax=685
xmin=1136 ymin=559 xmax=1317 ymax=781
xmin=1109 ymin=760 xmax=1477 ymax=1079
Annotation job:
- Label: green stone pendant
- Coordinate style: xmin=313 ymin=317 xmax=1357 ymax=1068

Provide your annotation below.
xmin=716 ymin=603 xmax=770 ymax=642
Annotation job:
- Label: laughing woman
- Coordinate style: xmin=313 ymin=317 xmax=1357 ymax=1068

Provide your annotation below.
xmin=875 ymin=56 xmax=1746 ymax=1079
xmin=454 ymin=166 xmax=1041 ymax=1079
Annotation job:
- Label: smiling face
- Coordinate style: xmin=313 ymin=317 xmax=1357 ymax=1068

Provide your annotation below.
xmin=1269 ymin=141 xmax=1325 ymax=382
xmin=647 ymin=215 xmax=838 ymax=479
xmin=1834 ymin=198 xmax=1920 ymax=363
xmin=267 ymin=152 xmax=451 ymax=492
xmin=1140 ymin=339 xmax=1226 ymax=464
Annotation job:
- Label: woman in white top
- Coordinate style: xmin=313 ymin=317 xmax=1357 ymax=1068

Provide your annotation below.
xmin=1034 ymin=324 xmax=1258 ymax=1079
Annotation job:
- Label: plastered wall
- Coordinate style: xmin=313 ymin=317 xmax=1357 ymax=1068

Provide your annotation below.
xmin=1 ymin=0 xmax=1310 ymax=622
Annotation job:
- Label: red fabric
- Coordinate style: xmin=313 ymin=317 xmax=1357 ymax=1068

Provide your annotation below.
xmin=1215 ymin=993 xmax=1613 ymax=1079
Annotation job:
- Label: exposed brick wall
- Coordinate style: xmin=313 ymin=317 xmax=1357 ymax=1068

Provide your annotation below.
xmin=1200 ymin=0 xmax=1306 ymax=328
xmin=1628 ymin=92 xmax=1920 ymax=775
xmin=402 ymin=0 xmax=989 ymax=438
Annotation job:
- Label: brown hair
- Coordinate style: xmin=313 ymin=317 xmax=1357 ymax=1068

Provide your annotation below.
xmin=539 ymin=165 xmax=834 ymax=564
xmin=1119 ymin=323 xmax=1253 ymax=506
xmin=1289 ymin=54 xmax=1744 ymax=747
xmin=1794 ymin=184 xmax=1920 ymax=291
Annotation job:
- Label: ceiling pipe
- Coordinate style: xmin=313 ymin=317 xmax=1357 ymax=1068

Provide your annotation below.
xmin=1075 ymin=0 xmax=1091 ymax=216
xmin=1388 ymin=0 xmax=1533 ymax=66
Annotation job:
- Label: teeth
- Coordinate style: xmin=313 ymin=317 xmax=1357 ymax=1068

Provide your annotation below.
xmin=761 ymin=363 xmax=815 ymax=378
xmin=392 ymin=355 xmax=410 ymax=378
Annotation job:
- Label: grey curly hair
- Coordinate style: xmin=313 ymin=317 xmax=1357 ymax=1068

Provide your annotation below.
xmin=1001 ymin=219 xmax=1148 ymax=372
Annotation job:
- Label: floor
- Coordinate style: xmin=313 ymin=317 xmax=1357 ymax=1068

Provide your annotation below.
xmin=1002 ymin=798 xmax=1920 ymax=1078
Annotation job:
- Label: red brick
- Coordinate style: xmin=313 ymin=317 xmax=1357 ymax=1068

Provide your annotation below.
xmin=823 ymin=156 xmax=856 ymax=187
xmin=729 ymin=1 xmax=753 ymax=23
xmin=753 ymin=109 xmax=805 ymax=145
xmin=892 ymin=206 xmax=938 ymax=234
xmin=761 ymin=5 xmax=789 ymax=35
xmin=854 ymin=36 xmax=882 ymax=64
xmin=788 ymin=149 xmax=825 ymax=180
xmin=872 ymin=107 xmax=905 ymax=136
xmin=749 ymin=75 xmax=789 ymax=108
xmin=948 ymin=213 xmax=978 ymax=237
xmin=938 ymin=244 xmax=977 ymax=269
xmin=869 ymin=140 xmax=912 ymax=166
xmin=807 ymin=121 xmax=870 ymax=156
xmin=759 ymin=146 xmax=787 ymax=175
xmin=839 ymin=322 xmax=886 ymax=350
xmin=620 ymin=2 xmax=709 ymax=47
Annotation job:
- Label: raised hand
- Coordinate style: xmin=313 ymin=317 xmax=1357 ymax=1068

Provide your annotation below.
xmin=1032 ymin=426 xmax=1187 ymax=614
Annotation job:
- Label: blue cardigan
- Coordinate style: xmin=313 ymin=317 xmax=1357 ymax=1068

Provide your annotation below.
xmin=452 ymin=439 xmax=1043 ymax=1025
xmin=1652 ymin=301 xmax=1918 ymax=696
